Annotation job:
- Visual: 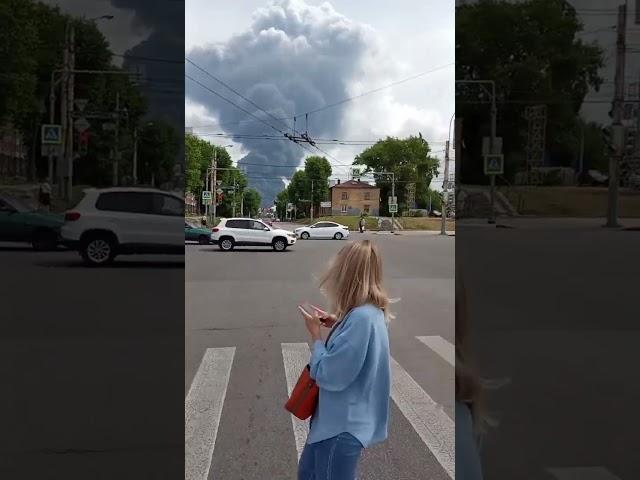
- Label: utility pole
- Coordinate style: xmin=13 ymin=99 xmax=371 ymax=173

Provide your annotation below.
xmin=232 ymin=176 xmax=237 ymax=217
xmin=489 ymin=87 xmax=497 ymax=224
xmin=113 ymin=92 xmax=120 ymax=186
xmin=391 ymin=174 xmax=395 ymax=233
xmin=578 ymin=123 xmax=585 ymax=176
xmin=606 ymin=3 xmax=627 ymax=228
xmin=212 ymin=150 xmax=217 ymax=226
xmin=65 ymin=22 xmax=75 ymax=203
xmin=441 ymin=140 xmax=451 ymax=235
xmin=133 ymin=126 xmax=138 ymax=185
xmin=310 ymin=179 xmax=314 ymax=222
xmin=59 ymin=21 xmax=69 ymax=197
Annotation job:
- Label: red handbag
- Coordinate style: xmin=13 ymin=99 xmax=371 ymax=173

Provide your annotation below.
xmin=284 ymin=364 xmax=319 ymax=420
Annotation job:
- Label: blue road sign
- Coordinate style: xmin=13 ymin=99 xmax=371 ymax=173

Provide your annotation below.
xmin=42 ymin=124 xmax=62 ymax=145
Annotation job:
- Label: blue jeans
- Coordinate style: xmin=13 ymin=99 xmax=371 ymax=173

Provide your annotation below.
xmin=298 ymin=432 xmax=364 ymax=480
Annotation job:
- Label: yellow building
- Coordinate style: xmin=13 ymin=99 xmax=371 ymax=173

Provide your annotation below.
xmin=330 ymin=179 xmax=380 ymax=216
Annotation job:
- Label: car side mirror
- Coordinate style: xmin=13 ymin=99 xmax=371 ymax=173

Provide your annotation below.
xmin=264 ymin=227 xmax=270 ymax=231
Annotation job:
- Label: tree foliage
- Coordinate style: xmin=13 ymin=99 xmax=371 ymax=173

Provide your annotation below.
xmin=274 ymin=155 xmax=333 ymax=218
xmin=354 ymin=136 xmax=439 ymax=215
xmin=456 ymin=0 xmax=604 ymax=182
xmin=242 ymin=188 xmax=262 ymax=218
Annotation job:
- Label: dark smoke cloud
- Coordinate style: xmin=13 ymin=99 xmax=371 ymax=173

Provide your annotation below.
xmin=109 ymin=0 xmax=184 ymax=130
xmin=186 ymin=0 xmax=377 ymax=205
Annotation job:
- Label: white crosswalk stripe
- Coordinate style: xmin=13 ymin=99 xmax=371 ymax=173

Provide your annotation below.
xmin=186 ymin=339 xmax=455 ymax=478
xmin=416 ymin=335 xmax=455 ymax=366
xmin=185 ymin=347 xmax=236 ymax=480
xmin=546 ymin=467 xmax=623 ymax=480
xmin=390 ymin=356 xmax=455 ymax=478
xmin=281 ymin=342 xmax=312 ymax=460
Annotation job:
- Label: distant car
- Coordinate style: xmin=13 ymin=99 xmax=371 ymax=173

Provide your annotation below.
xmin=260 ymin=218 xmax=274 ymax=226
xmin=185 ymin=222 xmax=212 ymax=244
xmin=211 ymin=218 xmax=296 ymax=251
xmin=0 ymin=194 xmax=63 ymax=250
xmin=294 ymin=221 xmax=350 ymax=240
xmin=61 ymin=187 xmax=184 ymax=266
xmin=429 ymin=210 xmax=442 ymax=218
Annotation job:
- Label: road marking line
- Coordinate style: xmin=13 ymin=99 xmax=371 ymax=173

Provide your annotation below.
xmin=281 ymin=342 xmax=311 ymax=460
xmin=185 ymin=347 xmax=235 ymax=480
xmin=546 ymin=467 xmax=622 ymax=480
xmin=416 ymin=336 xmax=455 ymax=367
xmin=390 ymin=356 xmax=455 ymax=478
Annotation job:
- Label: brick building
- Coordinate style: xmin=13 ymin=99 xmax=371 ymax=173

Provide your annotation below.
xmin=330 ymin=179 xmax=380 ymax=216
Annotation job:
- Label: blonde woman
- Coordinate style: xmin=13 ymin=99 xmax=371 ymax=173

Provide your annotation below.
xmin=297 ymin=240 xmax=391 ymax=480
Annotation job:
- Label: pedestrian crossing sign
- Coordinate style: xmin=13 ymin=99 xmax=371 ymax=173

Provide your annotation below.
xmin=202 ymin=190 xmax=212 ymax=201
xmin=41 ymin=124 xmax=62 ymax=145
xmin=483 ymin=154 xmax=504 ymax=175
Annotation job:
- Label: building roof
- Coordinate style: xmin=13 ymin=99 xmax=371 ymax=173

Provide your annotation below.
xmin=330 ymin=179 xmax=379 ymax=189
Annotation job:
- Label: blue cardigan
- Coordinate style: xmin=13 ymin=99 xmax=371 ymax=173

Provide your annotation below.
xmin=307 ymin=304 xmax=390 ymax=448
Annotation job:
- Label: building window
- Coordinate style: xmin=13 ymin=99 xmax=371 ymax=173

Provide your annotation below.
xmin=363 ymin=204 xmax=370 ymax=214
xmin=341 ymin=191 xmax=348 ymax=200
xmin=341 ymin=204 xmax=348 ymax=213
xmin=364 ymin=192 xmax=370 ymax=200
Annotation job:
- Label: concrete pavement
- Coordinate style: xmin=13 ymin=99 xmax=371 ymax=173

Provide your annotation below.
xmin=186 ymin=233 xmax=455 ymax=480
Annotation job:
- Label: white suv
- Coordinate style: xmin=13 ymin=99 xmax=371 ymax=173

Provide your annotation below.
xmin=211 ymin=218 xmax=296 ymax=251
xmin=61 ymin=188 xmax=184 ymax=266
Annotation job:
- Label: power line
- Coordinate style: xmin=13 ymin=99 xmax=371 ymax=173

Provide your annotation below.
xmin=185 ymin=73 xmax=287 ymax=136
xmin=294 ymin=62 xmax=455 ymax=118
xmin=186 ymin=58 xmax=293 ymax=133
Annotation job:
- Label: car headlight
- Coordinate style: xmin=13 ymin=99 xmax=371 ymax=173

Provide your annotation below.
xmin=287 ymin=233 xmax=296 ymax=238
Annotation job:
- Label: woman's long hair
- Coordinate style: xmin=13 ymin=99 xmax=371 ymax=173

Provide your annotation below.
xmin=319 ymin=240 xmax=391 ymax=322
xmin=456 ymin=272 xmax=487 ymax=433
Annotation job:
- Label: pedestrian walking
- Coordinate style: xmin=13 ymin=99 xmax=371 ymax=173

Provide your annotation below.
xmin=456 ymin=272 xmax=485 ymax=480
xmin=359 ymin=216 xmax=365 ymax=233
xmin=38 ymin=179 xmax=51 ymax=212
xmin=295 ymin=240 xmax=391 ymax=480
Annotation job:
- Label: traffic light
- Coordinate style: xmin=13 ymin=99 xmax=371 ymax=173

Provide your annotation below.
xmin=625 ymin=127 xmax=637 ymax=156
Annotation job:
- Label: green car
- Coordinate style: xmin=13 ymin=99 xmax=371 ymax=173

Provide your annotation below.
xmin=0 ymin=194 xmax=63 ymax=250
xmin=185 ymin=222 xmax=212 ymax=244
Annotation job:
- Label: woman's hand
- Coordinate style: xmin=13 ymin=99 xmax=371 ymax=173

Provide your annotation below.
xmin=298 ymin=305 xmax=322 ymax=342
xmin=310 ymin=304 xmax=338 ymax=328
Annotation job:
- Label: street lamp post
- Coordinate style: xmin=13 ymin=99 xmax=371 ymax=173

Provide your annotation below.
xmin=442 ymin=112 xmax=455 ymax=235
xmin=205 ymin=145 xmax=233 ymax=225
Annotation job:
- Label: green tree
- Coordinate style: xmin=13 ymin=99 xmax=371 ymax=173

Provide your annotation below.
xmin=303 ymin=156 xmax=332 ymax=214
xmin=137 ymin=120 xmax=180 ymax=186
xmin=456 ymin=0 xmax=604 ymax=183
xmin=354 ymin=136 xmax=439 ymax=215
xmin=275 ymin=188 xmax=290 ymax=220
xmin=243 ymin=188 xmax=262 ymax=217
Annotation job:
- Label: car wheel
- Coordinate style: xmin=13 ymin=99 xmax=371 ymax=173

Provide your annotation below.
xmin=219 ymin=237 xmax=234 ymax=251
xmin=272 ymin=238 xmax=287 ymax=251
xmin=32 ymin=229 xmax=58 ymax=251
xmin=198 ymin=235 xmax=210 ymax=245
xmin=333 ymin=232 xmax=343 ymax=240
xmin=80 ymin=234 xmax=116 ymax=266
xmin=300 ymin=231 xmax=310 ymax=240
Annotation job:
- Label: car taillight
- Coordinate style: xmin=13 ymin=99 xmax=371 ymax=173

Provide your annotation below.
xmin=212 ymin=227 xmax=219 ymax=232
xmin=65 ymin=212 xmax=81 ymax=221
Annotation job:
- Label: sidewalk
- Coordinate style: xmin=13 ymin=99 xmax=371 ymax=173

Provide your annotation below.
xmin=457 ymin=216 xmax=640 ymax=230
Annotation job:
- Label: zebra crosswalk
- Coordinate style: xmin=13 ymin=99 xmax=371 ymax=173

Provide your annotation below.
xmin=185 ymin=336 xmax=454 ymax=480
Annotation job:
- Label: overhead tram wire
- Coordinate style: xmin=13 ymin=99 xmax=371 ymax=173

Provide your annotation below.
xmin=186 ymin=58 xmax=293 ymax=134
xmin=186 ymin=62 xmax=454 ymax=131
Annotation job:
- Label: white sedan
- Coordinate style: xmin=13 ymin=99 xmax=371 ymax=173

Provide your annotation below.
xmin=294 ymin=221 xmax=350 ymax=240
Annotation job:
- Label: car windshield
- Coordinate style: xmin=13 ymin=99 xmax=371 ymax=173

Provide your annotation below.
xmin=0 ymin=195 xmax=33 ymax=213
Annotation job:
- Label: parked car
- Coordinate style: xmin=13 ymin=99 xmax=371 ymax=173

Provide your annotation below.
xmin=61 ymin=187 xmax=184 ymax=266
xmin=0 ymin=193 xmax=63 ymax=250
xmin=294 ymin=221 xmax=350 ymax=240
xmin=185 ymin=222 xmax=212 ymax=244
xmin=211 ymin=218 xmax=296 ymax=251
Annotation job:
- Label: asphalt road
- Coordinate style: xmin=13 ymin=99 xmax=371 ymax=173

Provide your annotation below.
xmin=186 ymin=229 xmax=455 ymax=480
xmin=458 ymin=223 xmax=640 ymax=480
xmin=0 ymin=245 xmax=184 ymax=479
